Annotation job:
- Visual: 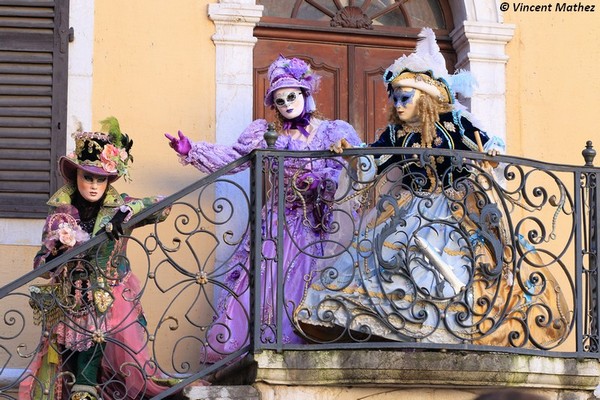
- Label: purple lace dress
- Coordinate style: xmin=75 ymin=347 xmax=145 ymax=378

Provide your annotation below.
xmin=179 ymin=118 xmax=360 ymax=361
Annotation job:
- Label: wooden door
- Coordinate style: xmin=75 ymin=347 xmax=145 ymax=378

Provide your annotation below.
xmin=254 ymin=42 xmax=455 ymax=144
xmin=253 ymin=40 xmax=349 ymax=128
xmin=350 ymin=46 xmax=408 ymax=144
xmin=253 ymin=0 xmax=456 ymax=144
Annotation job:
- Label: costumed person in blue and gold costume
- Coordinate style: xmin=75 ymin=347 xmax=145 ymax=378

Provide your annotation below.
xmin=18 ymin=118 xmax=190 ymax=400
xmin=297 ymin=28 xmax=570 ymax=347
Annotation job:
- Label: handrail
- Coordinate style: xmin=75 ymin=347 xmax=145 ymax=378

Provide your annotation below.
xmin=0 ymin=142 xmax=598 ymax=400
xmin=0 ymin=152 xmax=255 ymax=299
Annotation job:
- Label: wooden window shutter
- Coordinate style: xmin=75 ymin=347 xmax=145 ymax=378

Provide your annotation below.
xmin=0 ymin=0 xmax=69 ymax=219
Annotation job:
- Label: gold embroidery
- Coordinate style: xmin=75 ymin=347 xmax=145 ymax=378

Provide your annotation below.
xmin=397 ymin=125 xmax=422 ymax=138
xmin=93 ymin=288 xmax=113 ymax=313
xmin=444 ymin=248 xmax=468 ymax=257
xmin=29 ymin=283 xmax=68 ymax=328
xmin=443 ymin=121 xmax=456 ymax=132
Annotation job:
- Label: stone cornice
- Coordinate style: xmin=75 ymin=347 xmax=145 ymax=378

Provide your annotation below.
xmin=254 ymin=350 xmax=599 ymax=392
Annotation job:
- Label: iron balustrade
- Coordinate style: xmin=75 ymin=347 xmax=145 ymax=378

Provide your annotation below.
xmin=0 ymin=139 xmax=598 ymax=399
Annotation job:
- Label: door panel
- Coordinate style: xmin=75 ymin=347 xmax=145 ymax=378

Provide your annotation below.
xmin=254 ymin=39 xmax=348 ymax=130
xmin=254 ymin=37 xmax=456 ymax=144
xmin=351 ymin=46 xmax=410 ymax=144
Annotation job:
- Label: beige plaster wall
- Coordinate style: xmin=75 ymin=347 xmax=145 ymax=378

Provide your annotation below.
xmin=92 ymin=0 xmax=217 ymax=198
xmin=2 ymin=246 xmax=38 ymax=283
xmin=90 ymin=0 xmax=219 ymax=356
xmin=503 ymin=6 xmax=600 ymax=165
xmin=0 ymin=245 xmax=50 ymax=369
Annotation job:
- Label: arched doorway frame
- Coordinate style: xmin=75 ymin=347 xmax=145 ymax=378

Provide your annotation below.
xmin=208 ymin=0 xmax=515 ymax=143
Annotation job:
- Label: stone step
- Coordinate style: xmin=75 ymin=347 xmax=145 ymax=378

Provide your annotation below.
xmin=183 ymin=385 xmax=259 ymax=400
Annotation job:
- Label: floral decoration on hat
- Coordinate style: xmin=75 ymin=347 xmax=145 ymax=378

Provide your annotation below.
xmin=60 ymin=117 xmax=134 ymax=183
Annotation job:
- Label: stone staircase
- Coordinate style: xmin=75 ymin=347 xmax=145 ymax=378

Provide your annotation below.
xmin=181 ymin=356 xmax=259 ymax=400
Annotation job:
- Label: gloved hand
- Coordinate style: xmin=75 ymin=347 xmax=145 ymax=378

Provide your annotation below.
xmin=104 ymin=209 xmax=129 ymax=240
xmin=42 ymin=242 xmax=67 ymax=278
xmin=329 ymin=138 xmax=352 ymax=154
xmin=164 ymin=130 xmax=192 ymax=156
xmin=45 ymin=241 xmax=67 ymax=262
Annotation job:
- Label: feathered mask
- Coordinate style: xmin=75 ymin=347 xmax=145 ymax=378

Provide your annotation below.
xmin=383 ymin=28 xmax=476 ymax=106
xmin=264 ymin=55 xmax=321 ymax=112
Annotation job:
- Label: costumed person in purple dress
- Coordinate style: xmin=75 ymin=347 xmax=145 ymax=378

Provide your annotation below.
xmin=164 ymin=55 xmax=361 ymax=359
xmin=298 ymin=28 xmax=569 ymax=347
xmin=19 ymin=117 xmax=181 ymax=400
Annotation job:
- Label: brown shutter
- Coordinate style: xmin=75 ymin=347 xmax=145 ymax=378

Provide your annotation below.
xmin=0 ymin=0 xmax=69 ymax=218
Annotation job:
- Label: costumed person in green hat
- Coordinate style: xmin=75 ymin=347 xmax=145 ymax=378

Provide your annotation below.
xmin=19 ymin=117 xmax=180 ymax=400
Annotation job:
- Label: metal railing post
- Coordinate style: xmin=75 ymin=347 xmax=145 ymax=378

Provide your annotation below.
xmin=583 ymin=141 xmax=598 ymax=353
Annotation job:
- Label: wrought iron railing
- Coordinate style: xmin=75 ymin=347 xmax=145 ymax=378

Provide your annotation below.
xmin=0 ymin=138 xmax=598 ymax=399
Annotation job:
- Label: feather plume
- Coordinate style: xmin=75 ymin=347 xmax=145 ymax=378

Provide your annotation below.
xmin=99 ymin=116 xmax=123 ymax=145
xmin=416 ymin=28 xmax=439 ymax=58
xmin=415 ymin=27 xmax=448 ymax=78
xmin=71 ymin=117 xmax=83 ymax=133
xmin=448 ymin=69 xmax=477 ymax=98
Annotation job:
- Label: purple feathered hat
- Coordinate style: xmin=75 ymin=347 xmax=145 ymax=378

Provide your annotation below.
xmin=264 ymin=55 xmax=321 ymax=112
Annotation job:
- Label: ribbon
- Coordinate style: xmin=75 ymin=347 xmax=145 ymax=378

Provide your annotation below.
xmin=283 ymin=112 xmax=311 ymax=137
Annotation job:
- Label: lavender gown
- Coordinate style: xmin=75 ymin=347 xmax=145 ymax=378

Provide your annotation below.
xmin=178 ymin=118 xmax=360 ymax=361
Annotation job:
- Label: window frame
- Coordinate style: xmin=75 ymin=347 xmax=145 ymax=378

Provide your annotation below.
xmin=0 ymin=0 xmax=69 ymax=219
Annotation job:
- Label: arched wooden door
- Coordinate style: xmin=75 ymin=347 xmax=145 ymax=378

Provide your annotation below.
xmin=253 ymin=0 xmax=456 ymax=144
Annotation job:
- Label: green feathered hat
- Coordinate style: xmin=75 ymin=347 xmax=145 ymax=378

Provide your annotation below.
xmin=59 ymin=116 xmax=134 ymax=183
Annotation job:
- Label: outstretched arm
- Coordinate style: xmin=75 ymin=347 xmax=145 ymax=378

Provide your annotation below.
xmin=165 ymin=130 xmax=192 ymax=156
xmin=164 ymin=119 xmax=269 ymax=174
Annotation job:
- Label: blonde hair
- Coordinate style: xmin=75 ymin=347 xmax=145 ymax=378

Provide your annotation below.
xmin=387 ymin=91 xmax=452 ymax=148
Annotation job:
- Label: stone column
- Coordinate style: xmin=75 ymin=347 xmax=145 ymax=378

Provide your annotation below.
xmin=207 ymin=1 xmax=264 ymax=265
xmin=208 ymin=0 xmax=263 ymax=145
xmin=450 ymin=21 xmax=515 ymax=141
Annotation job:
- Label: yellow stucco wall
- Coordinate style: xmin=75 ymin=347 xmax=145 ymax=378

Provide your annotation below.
xmin=503 ymin=5 xmax=600 ymax=165
xmin=2 ymin=2 xmax=600 ymax=396
xmin=89 ymin=0 xmax=219 ymax=350
xmin=0 ymin=0 xmax=219 ymax=368
xmin=92 ymin=0 xmax=217 ymax=198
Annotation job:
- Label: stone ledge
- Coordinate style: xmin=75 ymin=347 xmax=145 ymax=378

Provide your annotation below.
xmin=254 ymin=350 xmax=600 ymax=391
xmin=183 ymin=385 xmax=259 ymax=400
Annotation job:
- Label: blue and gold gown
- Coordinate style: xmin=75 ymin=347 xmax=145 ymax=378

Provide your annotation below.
xmin=297 ymin=111 xmax=570 ymax=347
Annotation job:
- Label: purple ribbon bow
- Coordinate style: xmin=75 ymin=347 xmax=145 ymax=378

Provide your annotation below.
xmin=283 ymin=112 xmax=311 ymax=137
